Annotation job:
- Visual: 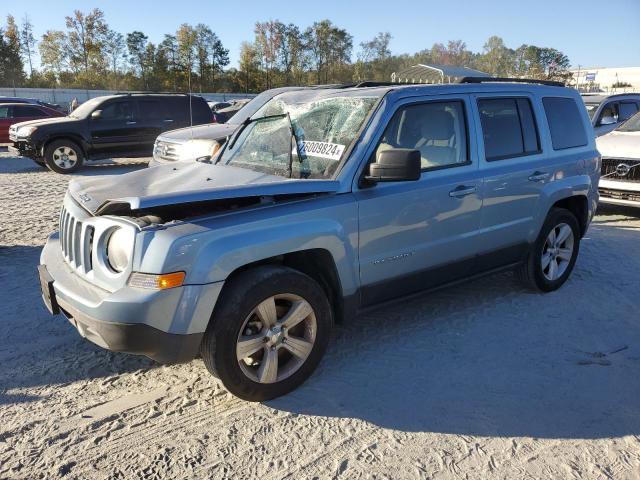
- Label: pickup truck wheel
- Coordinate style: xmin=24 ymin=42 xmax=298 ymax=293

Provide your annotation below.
xmin=201 ymin=265 xmax=332 ymax=401
xmin=517 ymin=207 xmax=580 ymax=292
xmin=44 ymin=140 xmax=84 ymax=174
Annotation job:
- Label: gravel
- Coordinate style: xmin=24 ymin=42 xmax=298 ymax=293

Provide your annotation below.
xmin=1 ymin=153 xmax=640 ymax=479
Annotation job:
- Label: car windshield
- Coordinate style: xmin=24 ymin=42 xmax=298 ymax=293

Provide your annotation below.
xmin=69 ymin=97 xmax=103 ymax=119
xmin=616 ymin=111 xmax=640 ymax=132
xmin=584 ymin=103 xmax=599 ymax=120
xmin=218 ymin=92 xmax=378 ymax=179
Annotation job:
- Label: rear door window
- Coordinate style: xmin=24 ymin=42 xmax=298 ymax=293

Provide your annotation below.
xmin=139 ymin=100 xmax=168 ymax=120
xmin=619 ymin=102 xmax=639 ymax=122
xmin=542 ymin=97 xmax=588 ymax=150
xmin=0 ymin=106 xmax=10 ymax=118
xmin=477 ymin=97 xmax=540 ymax=161
xmin=13 ymin=105 xmax=45 ymax=117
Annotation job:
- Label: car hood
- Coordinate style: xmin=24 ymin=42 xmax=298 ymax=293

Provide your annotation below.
xmin=596 ymin=130 xmax=640 ymax=159
xmin=10 ymin=116 xmax=75 ymax=129
xmin=157 ymin=122 xmax=238 ymax=143
xmin=68 ymin=162 xmax=340 ymax=215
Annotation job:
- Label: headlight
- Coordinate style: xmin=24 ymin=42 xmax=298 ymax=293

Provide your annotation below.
xmin=16 ymin=126 xmax=37 ymax=137
xmin=106 ymin=227 xmax=131 ymax=272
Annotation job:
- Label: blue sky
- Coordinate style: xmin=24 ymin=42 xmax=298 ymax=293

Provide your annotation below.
xmin=3 ymin=0 xmax=639 ymax=69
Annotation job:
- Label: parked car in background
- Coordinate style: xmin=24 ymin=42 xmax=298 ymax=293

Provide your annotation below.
xmin=9 ymin=93 xmax=213 ymax=173
xmin=212 ymin=99 xmax=252 ymax=123
xmin=0 ymin=96 xmax=65 ymax=113
xmin=0 ymin=103 xmax=64 ymax=143
xmin=39 ymin=79 xmax=599 ymax=401
xmin=207 ymin=101 xmax=232 ymax=112
xmin=581 ymin=93 xmax=640 ymax=137
xmin=152 ymin=88 xmax=302 ymax=166
xmin=596 ymin=111 xmax=640 ymax=207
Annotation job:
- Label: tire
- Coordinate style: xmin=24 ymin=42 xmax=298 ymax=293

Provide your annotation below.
xmin=43 ymin=139 xmax=84 ymax=174
xmin=517 ymin=207 xmax=580 ymax=292
xmin=200 ymin=265 xmax=332 ymax=401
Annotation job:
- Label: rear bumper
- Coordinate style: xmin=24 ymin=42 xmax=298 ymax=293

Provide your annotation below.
xmin=40 ymin=233 xmax=223 ymax=363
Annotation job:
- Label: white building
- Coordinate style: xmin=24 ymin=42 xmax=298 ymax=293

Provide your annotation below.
xmin=570 ymin=66 xmax=640 ymax=93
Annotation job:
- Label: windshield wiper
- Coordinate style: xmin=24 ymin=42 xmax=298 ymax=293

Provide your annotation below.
xmin=286 ymin=112 xmax=304 ymax=179
xmin=226 ymin=113 xmax=288 ymax=151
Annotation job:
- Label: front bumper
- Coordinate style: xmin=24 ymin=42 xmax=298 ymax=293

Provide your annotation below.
xmin=598 ymin=179 xmax=640 ymax=208
xmin=9 ymin=137 xmax=38 ymax=157
xmin=40 ymin=233 xmax=223 ymax=363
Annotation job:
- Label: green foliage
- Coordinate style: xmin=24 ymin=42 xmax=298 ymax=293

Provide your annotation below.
xmin=1 ymin=10 xmax=573 ymax=92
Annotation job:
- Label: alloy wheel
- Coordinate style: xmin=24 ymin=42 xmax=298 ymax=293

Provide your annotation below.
xmin=236 ymin=293 xmax=317 ymax=384
xmin=541 ymin=222 xmax=574 ymax=281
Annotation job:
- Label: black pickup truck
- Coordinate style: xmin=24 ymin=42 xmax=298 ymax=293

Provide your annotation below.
xmin=9 ymin=93 xmax=213 ymax=173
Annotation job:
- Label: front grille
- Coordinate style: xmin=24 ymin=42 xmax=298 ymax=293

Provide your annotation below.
xmin=601 ymin=158 xmax=640 ymax=183
xmin=154 ymin=140 xmax=180 ymax=161
xmin=59 ymin=205 xmax=93 ymax=273
xmin=599 ymin=188 xmax=640 ymax=203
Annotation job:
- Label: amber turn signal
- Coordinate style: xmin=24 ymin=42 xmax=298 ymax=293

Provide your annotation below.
xmin=129 ymin=271 xmax=186 ymax=290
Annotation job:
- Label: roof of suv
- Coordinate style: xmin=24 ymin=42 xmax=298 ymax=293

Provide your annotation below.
xmin=289 ymin=81 xmax=580 ymax=102
xmin=581 ymin=93 xmax=640 ymax=104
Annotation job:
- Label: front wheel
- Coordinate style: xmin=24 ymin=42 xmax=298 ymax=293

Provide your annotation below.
xmin=200 ymin=266 xmax=333 ymax=401
xmin=517 ymin=207 xmax=580 ymax=292
xmin=43 ymin=139 xmax=84 ymax=174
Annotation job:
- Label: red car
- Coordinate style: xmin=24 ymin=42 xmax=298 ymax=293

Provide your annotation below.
xmin=0 ymin=103 xmax=65 ymax=142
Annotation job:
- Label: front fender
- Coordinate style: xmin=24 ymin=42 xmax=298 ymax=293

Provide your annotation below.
xmin=190 ymin=218 xmax=358 ymax=295
xmin=136 ymin=195 xmax=360 ymax=297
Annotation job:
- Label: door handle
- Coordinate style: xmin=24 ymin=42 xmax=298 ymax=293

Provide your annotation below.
xmin=449 ymin=185 xmax=477 ymax=198
xmin=528 ymin=171 xmax=551 ymax=182
xmin=126 ymin=121 xmax=137 ymax=125
xmin=163 ymin=119 xmax=174 ymax=123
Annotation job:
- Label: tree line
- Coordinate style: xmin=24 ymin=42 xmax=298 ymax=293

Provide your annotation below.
xmin=0 ymin=9 xmax=572 ymax=93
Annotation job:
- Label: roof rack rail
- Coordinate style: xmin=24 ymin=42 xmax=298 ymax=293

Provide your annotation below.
xmin=113 ymin=91 xmax=193 ymax=96
xmin=458 ymin=76 xmax=565 ymax=87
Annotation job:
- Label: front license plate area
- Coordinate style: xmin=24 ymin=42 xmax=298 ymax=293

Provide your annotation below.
xmin=38 ymin=264 xmax=60 ymax=315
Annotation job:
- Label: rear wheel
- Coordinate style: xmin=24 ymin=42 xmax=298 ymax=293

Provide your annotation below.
xmin=44 ymin=139 xmax=84 ymax=174
xmin=517 ymin=207 xmax=580 ymax=292
xmin=200 ymin=265 xmax=332 ymax=401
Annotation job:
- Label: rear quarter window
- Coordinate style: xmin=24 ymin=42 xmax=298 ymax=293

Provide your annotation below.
xmin=542 ymin=97 xmax=588 ymax=150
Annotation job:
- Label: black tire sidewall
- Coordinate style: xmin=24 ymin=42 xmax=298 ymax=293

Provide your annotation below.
xmin=204 ymin=266 xmax=332 ymax=401
xmin=531 ymin=208 xmax=580 ymax=292
xmin=44 ymin=140 xmax=84 ymax=174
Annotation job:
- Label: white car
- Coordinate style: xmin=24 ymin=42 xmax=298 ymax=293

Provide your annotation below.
xmin=596 ymin=111 xmax=640 ymax=207
xmin=582 ymin=93 xmax=640 ymax=137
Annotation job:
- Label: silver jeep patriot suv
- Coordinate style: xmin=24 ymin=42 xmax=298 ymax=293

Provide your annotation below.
xmin=39 ymin=79 xmax=600 ymax=401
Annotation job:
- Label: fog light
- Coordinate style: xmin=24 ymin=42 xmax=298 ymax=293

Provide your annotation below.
xmin=129 ymin=271 xmax=186 ymax=290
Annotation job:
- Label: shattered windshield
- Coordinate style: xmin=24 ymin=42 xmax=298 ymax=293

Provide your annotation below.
xmin=218 ymin=94 xmax=378 ymax=179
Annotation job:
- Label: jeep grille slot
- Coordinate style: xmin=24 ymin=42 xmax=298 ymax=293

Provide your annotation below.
xmin=59 ymin=205 xmax=92 ymax=273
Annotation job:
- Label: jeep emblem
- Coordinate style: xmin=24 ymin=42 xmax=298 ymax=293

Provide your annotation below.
xmin=78 ymin=193 xmax=92 ymax=203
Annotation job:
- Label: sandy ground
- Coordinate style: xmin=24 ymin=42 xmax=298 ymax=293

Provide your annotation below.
xmin=1 ymin=152 xmax=640 ymax=480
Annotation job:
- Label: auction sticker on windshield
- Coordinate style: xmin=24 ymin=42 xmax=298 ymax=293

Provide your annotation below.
xmin=298 ymin=141 xmax=345 ymax=161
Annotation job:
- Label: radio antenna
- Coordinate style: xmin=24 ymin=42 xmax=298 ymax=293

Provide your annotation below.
xmin=188 ymin=64 xmax=193 ymax=139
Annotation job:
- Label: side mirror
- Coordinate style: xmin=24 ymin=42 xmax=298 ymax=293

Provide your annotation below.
xmin=599 ymin=115 xmax=617 ymax=126
xmin=91 ymin=110 xmax=102 ymax=120
xmin=365 ymin=148 xmax=421 ymax=183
